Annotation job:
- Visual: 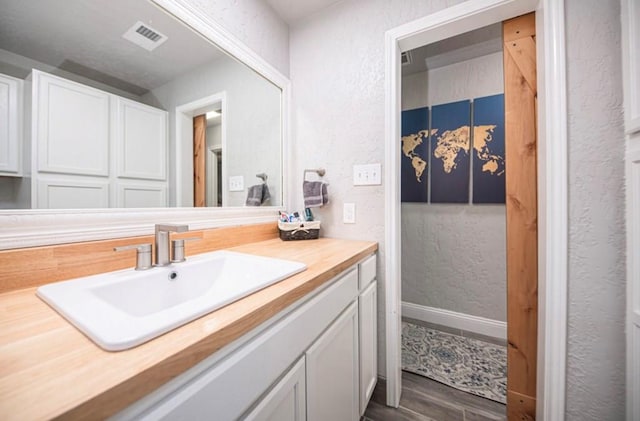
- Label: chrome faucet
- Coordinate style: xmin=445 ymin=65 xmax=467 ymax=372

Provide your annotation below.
xmin=155 ymin=223 xmax=189 ymax=266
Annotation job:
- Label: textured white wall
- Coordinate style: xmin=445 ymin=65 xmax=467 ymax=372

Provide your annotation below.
xmin=146 ymin=55 xmax=282 ymax=207
xmin=427 ymin=52 xmax=503 ymax=104
xmin=402 ymin=71 xmax=429 ymax=110
xmin=565 ymin=0 xmax=626 ymax=419
xmin=401 ymin=52 xmax=507 ymax=322
xmin=183 ymin=0 xmax=290 ymax=77
xmin=289 ymin=0 xmax=468 ymax=375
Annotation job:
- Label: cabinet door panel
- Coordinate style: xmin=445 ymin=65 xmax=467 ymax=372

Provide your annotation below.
xmin=0 ymin=73 xmax=21 ymax=174
xmin=359 ymin=280 xmax=377 ymax=414
xmin=243 ymin=358 xmax=306 ymax=421
xmin=37 ymin=177 xmax=109 ymax=209
xmin=358 ymin=254 xmax=376 ymax=290
xmin=36 ymin=72 xmax=109 ymax=176
xmin=306 ymin=301 xmax=359 ymax=421
xmin=116 ymin=182 xmax=167 ymax=208
xmin=117 ymin=99 xmax=167 ymax=180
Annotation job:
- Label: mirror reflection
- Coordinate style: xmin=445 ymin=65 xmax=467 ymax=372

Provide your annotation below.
xmin=0 ymin=0 xmax=282 ymax=209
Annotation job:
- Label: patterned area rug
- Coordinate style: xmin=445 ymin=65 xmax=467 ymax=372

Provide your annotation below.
xmin=402 ymin=321 xmax=507 ymax=404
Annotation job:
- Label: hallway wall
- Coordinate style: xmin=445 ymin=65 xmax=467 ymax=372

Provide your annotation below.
xmin=401 ymin=52 xmax=507 ymax=322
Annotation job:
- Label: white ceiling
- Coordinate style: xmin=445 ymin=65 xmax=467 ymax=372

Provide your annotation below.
xmin=0 ymin=0 xmax=224 ymax=95
xmin=265 ymin=0 xmax=343 ymax=24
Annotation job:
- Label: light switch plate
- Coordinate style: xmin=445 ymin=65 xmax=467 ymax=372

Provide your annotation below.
xmin=343 ymin=203 xmax=356 ymax=224
xmin=353 ymin=163 xmax=382 ymax=185
xmin=229 ymin=176 xmax=244 ymax=191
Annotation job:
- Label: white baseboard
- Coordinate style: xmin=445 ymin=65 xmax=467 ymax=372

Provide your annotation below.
xmin=401 ymin=301 xmax=506 ymax=340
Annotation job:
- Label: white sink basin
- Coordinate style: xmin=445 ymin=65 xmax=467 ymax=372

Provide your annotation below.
xmin=36 ymin=250 xmax=306 ymax=351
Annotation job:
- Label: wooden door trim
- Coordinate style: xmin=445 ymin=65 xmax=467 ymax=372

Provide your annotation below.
xmin=193 ymin=114 xmax=206 ymax=207
xmin=384 ymin=1 xmax=570 ymax=418
xmin=504 ymin=13 xmax=538 ymax=420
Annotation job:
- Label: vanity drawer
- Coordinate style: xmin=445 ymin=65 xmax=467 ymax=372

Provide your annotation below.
xmin=358 ymin=254 xmax=376 ymax=290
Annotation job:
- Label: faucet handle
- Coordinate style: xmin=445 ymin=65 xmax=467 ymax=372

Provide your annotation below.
xmin=171 ymin=237 xmax=201 ymax=263
xmin=114 ymin=243 xmax=152 ymax=271
xmin=155 ymin=223 xmax=189 ymax=233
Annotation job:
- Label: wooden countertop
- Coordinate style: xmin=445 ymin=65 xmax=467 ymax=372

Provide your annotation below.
xmin=0 ymin=238 xmax=377 ymax=420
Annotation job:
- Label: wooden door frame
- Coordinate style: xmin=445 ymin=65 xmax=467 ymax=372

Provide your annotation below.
xmin=384 ymin=0 xmax=569 ymax=419
xmin=193 ymin=114 xmax=207 ymax=207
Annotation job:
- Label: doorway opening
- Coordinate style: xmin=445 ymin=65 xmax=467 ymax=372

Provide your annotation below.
xmin=175 ymin=92 xmax=227 ymax=207
xmin=384 ymin=1 xmax=569 ymax=419
xmin=208 ymin=147 xmax=223 ymax=207
xmin=399 ymin=21 xmax=508 ymax=413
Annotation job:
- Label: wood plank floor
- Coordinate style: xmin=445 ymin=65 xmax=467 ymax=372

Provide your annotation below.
xmin=363 ymin=372 xmax=507 ymax=421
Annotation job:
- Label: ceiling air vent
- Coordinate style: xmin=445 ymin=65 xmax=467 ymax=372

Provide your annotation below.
xmin=401 ymin=51 xmax=413 ymax=66
xmin=122 ymin=21 xmax=168 ymax=52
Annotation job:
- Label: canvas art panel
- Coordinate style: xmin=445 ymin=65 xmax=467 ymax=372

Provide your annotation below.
xmin=430 ymin=100 xmax=471 ymax=203
xmin=472 ymin=94 xmax=506 ymax=204
xmin=401 ymin=107 xmax=430 ymax=203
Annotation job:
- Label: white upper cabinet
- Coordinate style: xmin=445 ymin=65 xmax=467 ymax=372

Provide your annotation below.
xmin=0 ymin=73 xmax=23 ymax=176
xmin=33 ymin=70 xmax=110 ymax=176
xmin=30 ymin=70 xmax=168 ymax=208
xmin=116 ymin=98 xmax=167 ymax=181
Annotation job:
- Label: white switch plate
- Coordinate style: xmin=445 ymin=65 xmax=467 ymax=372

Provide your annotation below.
xmin=343 ymin=203 xmax=356 ymax=224
xmin=353 ymin=163 xmax=382 ymax=186
xmin=229 ymin=175 xmax=244 ymax=191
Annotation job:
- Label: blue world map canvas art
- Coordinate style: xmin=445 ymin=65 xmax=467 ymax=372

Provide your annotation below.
xmin=401 ymin=107 xmax=429 ymax=203
xmin=430 ymin=100 xmax=471 ymax=203
xmin=472 ymin=94 xmax=505 ymax=204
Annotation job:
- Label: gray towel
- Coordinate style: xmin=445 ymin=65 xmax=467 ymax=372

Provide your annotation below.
xmin=246 ymin=184 xmax=271 ymax=206
xmin=303 ymin=181 xmax=328 ymax=208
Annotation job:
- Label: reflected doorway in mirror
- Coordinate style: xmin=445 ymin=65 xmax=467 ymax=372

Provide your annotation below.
xmin=175 ymin=92 xmax=227 ymax=208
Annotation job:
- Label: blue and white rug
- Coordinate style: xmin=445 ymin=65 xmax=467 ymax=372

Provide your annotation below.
xmin=401 ymin=321 xmax=507 ymax=404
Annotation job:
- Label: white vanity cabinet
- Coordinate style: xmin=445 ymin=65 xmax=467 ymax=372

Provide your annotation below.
xmin=113 ymin=254 xmax=377 ymax=421
xmin=0 ymin=73 xmax=24 ymax=176
xmin=306 ymin=301 xmax=359 ymax=421
xmin=31 ymin=70 xmax=168 ymax=208
xmin=358 ymin=254 xmax=378 ymax=415
xmin=243 ymin=357 xmax=306 ymax=421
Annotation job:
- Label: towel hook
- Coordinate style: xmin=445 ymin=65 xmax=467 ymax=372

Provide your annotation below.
xmin=303 ymin=168 xmax=325 ymax=181
xmin=256 ymin=173 xmax=268 ymax=183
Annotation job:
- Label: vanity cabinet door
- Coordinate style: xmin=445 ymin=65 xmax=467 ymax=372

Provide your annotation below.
xmin=359 ymin=280 xmax=377 ymax=415
xmin=0 ymin=73 xmax=22 ymax=176
xmin=243 ymin=358 xmax=306 ymax=421
xmin=306 ymin=301 xmax=359 ymax=421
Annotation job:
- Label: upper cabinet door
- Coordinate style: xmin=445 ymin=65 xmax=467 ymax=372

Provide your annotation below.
xmin=0 ymin=73 xmax=23 ymax=175
xmin=34 ymin=71 xmax=110 ymax=176
xmin=116 ymin=98 xmax=167 ymax=181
